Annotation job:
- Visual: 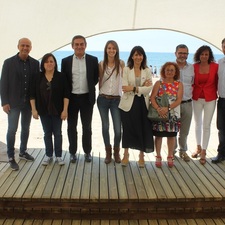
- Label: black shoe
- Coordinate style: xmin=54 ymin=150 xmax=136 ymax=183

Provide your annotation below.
xmin=19 ymin=152 xmax=34 ymax=161
xmin=211 ymin=154 xmax=225 ymax=164
xmin=9 ymin=159 xmax=19 ymax=171
xmin=85 ymin=153 xmax=92 ymax=162
xmin=70 ymin=154 xmax=77 ymax=163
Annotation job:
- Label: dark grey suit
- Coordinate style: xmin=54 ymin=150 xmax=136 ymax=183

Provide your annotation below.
xmin=61 ymin=54 xmax=99 ymax=154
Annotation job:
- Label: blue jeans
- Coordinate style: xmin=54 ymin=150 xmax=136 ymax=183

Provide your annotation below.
xmin=40 ymin=115 xmax=63 ymax=157
xmin=7 ymin=103 xmax=32 ymax=159
xmin=217 ymin=98 xmax=225 ymax=157
xmin=97 ymin=95 xmax=121 ymax=147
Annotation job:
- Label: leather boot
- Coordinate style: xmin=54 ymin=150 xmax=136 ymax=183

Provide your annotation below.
xmin=113 ymin=147 xmax=121 ymax=163
xmin=104 ymin=145 xmax=112 ymax=164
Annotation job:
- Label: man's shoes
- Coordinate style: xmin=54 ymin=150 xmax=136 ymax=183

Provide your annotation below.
xmin=211 ymin=154 xmax=225 ymax=164
xmin=179 ymin=151 xmax=190 ymax=162
xmin=19 ymin=152 xmax=34 ymax=161
xmin=42 ymin=156 xmax=53 ymax=166
xmin=56 ymin=157 xmax=65 ymax=166
xmin=85 ymin=153 xmax=92 ymax=162
xmin=70 ymin=154 xmax=77 ymax=163
xmin=9 ymin=158 xmax=19 ymax=171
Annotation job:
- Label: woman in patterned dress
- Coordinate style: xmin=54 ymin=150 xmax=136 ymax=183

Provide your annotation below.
xmin=150 ymin=62 xmax=183 ymax=168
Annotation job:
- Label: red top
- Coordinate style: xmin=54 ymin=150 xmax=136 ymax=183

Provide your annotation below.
xmin=192 ymin=62 xmax=218 ymax=101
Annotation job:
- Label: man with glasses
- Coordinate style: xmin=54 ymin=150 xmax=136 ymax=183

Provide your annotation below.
xmin=174 ymin=44 xmax=194 ymax=162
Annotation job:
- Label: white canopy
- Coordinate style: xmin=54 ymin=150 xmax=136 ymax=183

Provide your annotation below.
xmin=0 ymin=0 xmax=224 ymax=65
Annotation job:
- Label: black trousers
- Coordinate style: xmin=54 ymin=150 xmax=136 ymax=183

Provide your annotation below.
xmin=67 ymin=93 xmax=94 ymax=155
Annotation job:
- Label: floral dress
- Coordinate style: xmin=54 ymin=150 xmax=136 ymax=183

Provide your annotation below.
xmin=152 ymin=81 xmax=181 ymax=137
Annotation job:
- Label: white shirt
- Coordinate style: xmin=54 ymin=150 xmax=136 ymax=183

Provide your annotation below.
xmin=218 ymin=56 xmax=225 ymax=98
xmin=72 ymin=54 xmax=89 ymax=94
xmin=179 ymin=63 xmax=194 ymax=100
xmin=99 ymin=63 xmax=122 ymax=96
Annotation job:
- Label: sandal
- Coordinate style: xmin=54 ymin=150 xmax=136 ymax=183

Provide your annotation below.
xmin=121 ymin=153 xmax=129 ymax=167
xmin=167 ymin=156 xmax=174 ymax=168
xmin=191 ymin=146 xmax=202 ymax=158
xmin=155 ymin=156 xmax=162 ymax=168
xmin=138 ymin=156 xmax=145 ymax=168
xmin=199 ymin=150 xmax=206 ymax=165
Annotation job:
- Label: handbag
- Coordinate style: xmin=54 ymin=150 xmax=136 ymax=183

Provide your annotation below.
xmin=148 ymin=82 xmax=169 ymax=121
xmin=148 ymin=92 xmax=169 ymax=121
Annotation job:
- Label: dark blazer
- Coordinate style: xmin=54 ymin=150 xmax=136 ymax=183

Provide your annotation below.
xmin=193 ymin=62 xmax=218 ymax=101
xmin=0 ymin=54 xmax=40 ymax=108
xmin=30 ymin=71 xmax=70 ymax=116
xmin=61 ymin=53 xmax=99 ymax=105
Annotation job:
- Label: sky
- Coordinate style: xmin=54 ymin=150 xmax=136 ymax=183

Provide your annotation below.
xmin=60 ymin=30 xmax=223 ymax=55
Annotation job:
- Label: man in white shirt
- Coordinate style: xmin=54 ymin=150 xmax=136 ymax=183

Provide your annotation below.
xmin=211 ymin=38 xmax=225 ymax=163
xmin=61 ymin=35 xmax=99 ymax=163
xmin=175 ymin=44 xmax=194 ymax=162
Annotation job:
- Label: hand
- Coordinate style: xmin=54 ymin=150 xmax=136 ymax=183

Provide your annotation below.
xmin=3 ymin=104 xmax=10 ymax=114
xmin=61 ymin=111 xmax=68 ymax=120
xmin=144 ymin=79 xmax=152 ymax=87
xmin=31 ymin=110 xmax=39 ymax=119
xmin=122 ymin=85 xmax=133 ymax=93
xmin=157 ymin=107 xmax=168 ymax=118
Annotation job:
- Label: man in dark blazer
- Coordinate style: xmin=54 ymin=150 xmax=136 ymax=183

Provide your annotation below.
xmin=0 ymin=38 xmax=40 ymax=170
xmin=61 ymin=35 xmax=99 ymax=163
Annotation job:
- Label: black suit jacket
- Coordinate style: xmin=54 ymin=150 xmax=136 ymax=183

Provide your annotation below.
xmin=61 ymin=53 xmax=99 ymax=105
xmin=0 ymin=54 xmax=40 ymax=108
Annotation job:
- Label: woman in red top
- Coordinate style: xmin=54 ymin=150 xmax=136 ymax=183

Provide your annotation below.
xmin=191 ymin=45 xmax=218 ymax=165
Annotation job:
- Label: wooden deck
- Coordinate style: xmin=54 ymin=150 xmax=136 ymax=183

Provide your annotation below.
xmin=0 ymin=147 xmax=225 ymax=222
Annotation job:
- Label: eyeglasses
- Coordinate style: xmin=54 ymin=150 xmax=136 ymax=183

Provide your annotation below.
xmin=177 ymin=52 xmax=189 ymax=55
xmin=46 ymin=81 xmax=51 ymax=91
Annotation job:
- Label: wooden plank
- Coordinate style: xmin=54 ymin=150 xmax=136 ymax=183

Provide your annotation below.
xmin=80 ymin=153 xmax=92 ymax=201
xmin=114 ymin=161 xmax=128 ymax=201
xmin=99 ymin=152 xmax=109 ymax=201
xmin=61 ymin=153 xmax=79 ymax=201
xmin=107 ymin=161 xmax=118 ymax=201
xmin=90 ymin=150 xmax=99 ymax=201
xmin=71 ymin=152 xmax=84 ymax=200
xmin=23 ymin=149 xmax=47 ymax=199
xmin=13 ymin=149 xmax=42 ymax=198
xmin=51 ymin=151 xmax=70 ymax=200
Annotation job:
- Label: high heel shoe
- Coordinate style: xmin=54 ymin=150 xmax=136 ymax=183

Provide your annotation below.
xmin=199 ymin=150 xmax=206 ymax=165
xmin=191 ymin=146 xmax=202 ymax=158
xmin=121 ymin=153 xmax=129 ymax=167
xmin=167 ymin=156 xmax=174 ymax=168
xmin=155 ymin=156 xmax=162 ymax=168
xmin=138 ymin=154 xmax=145 ymax=168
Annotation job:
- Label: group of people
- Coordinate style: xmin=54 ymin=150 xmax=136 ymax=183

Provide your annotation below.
xmin=1 ymin=35 xmax=225 ymax=171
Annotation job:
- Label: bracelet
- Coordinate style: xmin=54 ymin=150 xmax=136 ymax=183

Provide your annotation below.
xmin=168 ymin=104 xmax=171 ymax=111
xmin=133 ymin=87 xmax=136 ymax=93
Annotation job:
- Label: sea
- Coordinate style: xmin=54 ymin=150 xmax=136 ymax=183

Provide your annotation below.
xmin=53 ymin=50 xmax=224 ymax=74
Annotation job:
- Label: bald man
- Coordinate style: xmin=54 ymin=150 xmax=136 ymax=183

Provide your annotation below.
xmin=0 ymin=38 xmax=40 ymax=170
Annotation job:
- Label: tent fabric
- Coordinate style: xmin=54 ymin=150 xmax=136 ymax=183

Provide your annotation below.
xmin=0 ymin=0 xmax=224 ymax=66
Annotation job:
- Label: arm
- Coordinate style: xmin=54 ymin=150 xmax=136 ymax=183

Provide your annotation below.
xmin=61 ymin=98 xmax=69 ymax=120
xmin=30 ymin=99 xmax=39 ymax=119
xmin=122 ymin=67 xmax=135 ymax=93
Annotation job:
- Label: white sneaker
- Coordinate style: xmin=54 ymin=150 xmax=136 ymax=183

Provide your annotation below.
xmin=56 ymin=157 xmax=65 ymax=166
xmin=42 ymin=156 xmax=53 ymax=166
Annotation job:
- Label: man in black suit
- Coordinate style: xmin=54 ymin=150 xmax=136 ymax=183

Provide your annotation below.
xmin=0 ymin=38 xmax=40 ymax=170
xmin=61 ymin=35 xmax=99 ymax=162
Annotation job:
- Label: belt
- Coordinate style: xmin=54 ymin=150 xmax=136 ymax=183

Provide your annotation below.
xmin=72 ymin=93 xmax=88 ymax=97
xmin=219 ymin=97 xmax=225 ymax=100
xmin=99 ymin=94 xmax=120 ymax=99
xmin=181 ymin=99 xmax=192 ymax=104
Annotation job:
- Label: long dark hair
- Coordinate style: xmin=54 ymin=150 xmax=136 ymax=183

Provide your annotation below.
xmin=127 ymin=46 xmax=147 ymax=69
xmin=193 ymin=45 xmax=215 ymax=64
xmin=40 ymin=53 xmax=58 ymax=73
xmin=103 ymin=40 xmax=120 ymax=75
